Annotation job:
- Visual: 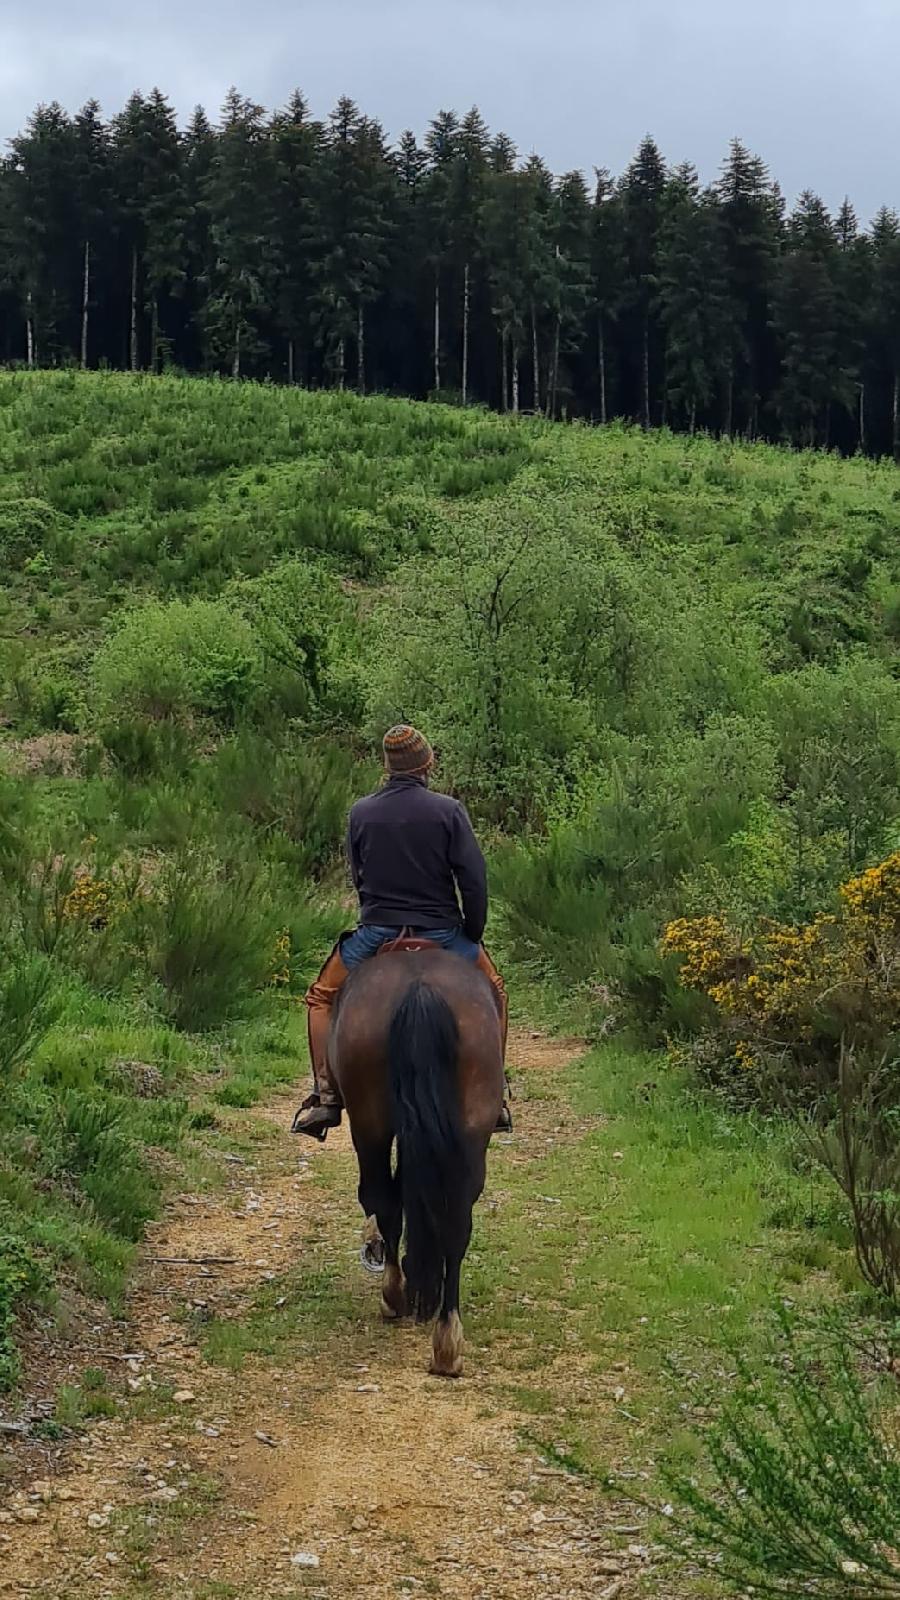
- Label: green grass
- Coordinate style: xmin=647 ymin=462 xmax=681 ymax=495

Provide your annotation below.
xmin=463 ymin=1042 xmax=849 ymax=1477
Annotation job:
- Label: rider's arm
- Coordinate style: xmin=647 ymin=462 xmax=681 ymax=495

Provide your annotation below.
xmin=449 ymin=803 xmax=488 ymax=944
xmin=346 ymin=816 xmax=360 ymax=890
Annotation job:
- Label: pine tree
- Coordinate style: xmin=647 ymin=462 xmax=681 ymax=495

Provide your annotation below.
xmin=271 ymin=90 xmax=322 ymax=384
xmin=718 ymin=140 xmax=781 ymax=436
xmin=483 ymin=166 xmax=544 ymax=411
xmin=72 ymin=101 xmax=111 ymax=369
xmin=591 ymin=169 xmax=626 ymax=423
xmin=619 ymin=135 xmax=667 ymax=428
xmin=308 ymin=98 xmax=393 ymax=390
xmin=657 ymin=166 xmax=731 ymax=432
xmin=774 ymin=192 xmax=843 ymax=446
xmin=452 ymin=108 xmax=490 ymax=405
xmin=871 ymin=209 xmax=900 ymax=460
xmin=182 ymin=107 xmax=216 ymax=368
xmin=546 ymin=171 xmax=592 ymax=418
xmin=520 ymin=156 xmax=556 ymax=412
xmin=423 ymin=110 xmax=460 ymax=394
xmin=112 ymin=90 xmax=186 ymax=371
xmin=7 ymin=103 xmax=79 ymax=365
xmin=203 ymin=89 xmax=277 ymax=378
xmin=834 ymin=199 xmax=873 ymax=450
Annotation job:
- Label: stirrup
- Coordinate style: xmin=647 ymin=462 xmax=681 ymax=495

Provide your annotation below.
xmin=291 ymin=1099 xmax=342 ymax=1142
xmin=493 ymin=1102 xmax=513 ymax=1135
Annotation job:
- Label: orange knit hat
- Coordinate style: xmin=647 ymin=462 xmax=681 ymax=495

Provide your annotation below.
xmin=383 ymin=724 xmax=434 ymax=776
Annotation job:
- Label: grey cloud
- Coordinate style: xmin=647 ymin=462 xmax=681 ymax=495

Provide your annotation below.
xmin=0 ymin=0 xmax=896 ymax=223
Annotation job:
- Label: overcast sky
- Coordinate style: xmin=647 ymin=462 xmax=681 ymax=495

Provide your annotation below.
xmin=0 ymin=0 xmax=895 ymax=225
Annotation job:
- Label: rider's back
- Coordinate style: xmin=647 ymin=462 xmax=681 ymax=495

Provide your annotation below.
xmin=347 ymin=775 xmax=487 ymax=939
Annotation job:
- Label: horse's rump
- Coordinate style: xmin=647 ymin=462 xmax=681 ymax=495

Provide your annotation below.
xmin=329 ymin=950 xmax=503 ymax=1141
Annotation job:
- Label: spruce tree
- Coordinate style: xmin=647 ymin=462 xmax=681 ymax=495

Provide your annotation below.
xmin=308 ymin=98 xmax=393 ymax=390
xmin=452 ymin=108 xmax=490 ymax=405
xmin=619 ymin=135 xmax=667 ymax=428
xmin=774 ymin=192 xmax=843 ymax=446
xmin=547 ymin=170 xmax=592 ymax=418
xmin=483 ymin=167 xmax=542 ymax=411
xmin=202 ymin=90 xmax=277 ymax=378
xmin=112 ymin=90 xmax=186 ymax=371
xmin=591 ymin=169 xmax=626 ymax=423
xmin=834 ymin=199 xmax=873 ymax=450
xmin=72 ymin=101 xmax=111 ymax=369
xmin=658 ymin=165 xmax=731 ymax=432
xmin=7 ymin=103 xmax=79 ymax=365
xmin=871 ymin=209 xmax=900 ymax=460
xmin=271 ymin=90 xmax=322 ymax=384
xmin=182 ymin=107 xmax=216 ymax=368
xmin=717 ymin=139 xmax=781 ymax=435
xmin=424 ymin=110 xmax=460 ymax=394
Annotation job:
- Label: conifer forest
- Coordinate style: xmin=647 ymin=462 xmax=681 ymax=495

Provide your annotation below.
xmin=4 ymin=86 xmax=900 ymax=456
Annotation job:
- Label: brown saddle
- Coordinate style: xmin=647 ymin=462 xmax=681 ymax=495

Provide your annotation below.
xmin=376 ymin=934 xmax=444 ymax=957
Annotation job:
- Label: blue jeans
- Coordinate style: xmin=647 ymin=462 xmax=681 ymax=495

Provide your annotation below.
xmin=340 ymin=924 xmax=480 ymax=970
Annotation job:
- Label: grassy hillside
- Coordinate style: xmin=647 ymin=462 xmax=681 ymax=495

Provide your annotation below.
xmin=0 ymin=371 xmax=898 ymax=1396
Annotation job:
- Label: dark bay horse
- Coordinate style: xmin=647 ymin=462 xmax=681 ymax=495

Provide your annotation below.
xmin=329 ymin=947 xmax=504 ymax=1376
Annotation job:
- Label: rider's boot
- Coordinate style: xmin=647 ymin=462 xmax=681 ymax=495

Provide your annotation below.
xmin=476 ymin=947 xmax=513 ymax=1134
xmin=291 ymin=946 xmax=349 ymax=1142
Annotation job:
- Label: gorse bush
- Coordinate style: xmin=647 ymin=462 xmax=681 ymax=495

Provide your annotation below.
xmin=140 ymin=853 xmax=281 ymax=1031
xmin=664 ymin=1317 xmax=900 ymax=1597
xmin=0 ymin=952 xmax=59 ymax=1078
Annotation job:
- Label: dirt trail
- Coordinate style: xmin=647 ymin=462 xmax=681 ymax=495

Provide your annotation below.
xmin=1 ymin=1032 xmax=651 ymax=1600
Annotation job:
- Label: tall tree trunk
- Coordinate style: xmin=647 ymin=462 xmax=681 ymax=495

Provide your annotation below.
xmin=531 ymin=304 xmax=540 ymax=412
xmin=357 ymin=301 xmax=366 ymax=394
xmin=749 ymin=393 xmax=759 ymax=441
xmin=547 ymin=316 xmax=561 ymax=419
xmin=287 ymin=338 xmax=295 ymax=385
xmin=857 ymin=382 xmax=865 ymax=454
xmin=500 ymin=332 xmax=508 ymax=412
xmin=893 ymin=369 xmax=899 ymax=463
xmin=511 ymin=342 xmax=520 ymax=414
xmin=598 ymin=312 xmax=607 ymax=425
xmin=689 ymin=395 xmax=697 ymax=436
xmin=25 ymin=291 xmax=34 ymax=369
xmin=461 ymin=262 xmax=470 ymax=406
xmin=337 ymin=336 xmax=345 ymax=392
xmin=150 ymin=297 xmax=159 ymax=375
xmin=129 ymin=248 xmax=139 ymax=372
xmin=232 ymin=314 xmax=241 ymax=380
xmin=80 ymin=239 xmax=90 ymax=370
xmin=641 ymin=314 xmax=650 ymax=430
xmin=433 ymin=271 xmax=441 ymax=393
xmin=724 ymin=368 xmax=734 ymax=437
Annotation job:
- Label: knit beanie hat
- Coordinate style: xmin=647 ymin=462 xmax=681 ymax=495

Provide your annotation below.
xmin=383 ymin=724 xmax=434 ymax=776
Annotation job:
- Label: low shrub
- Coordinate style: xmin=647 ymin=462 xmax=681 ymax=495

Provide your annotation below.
xmin=92 ymin=598 xmax=262 ymax=727
xmin=139 ymin=853 xmax=280 ymax=1031
xmin=663 ymin=1316 xmax=900 ymax=1598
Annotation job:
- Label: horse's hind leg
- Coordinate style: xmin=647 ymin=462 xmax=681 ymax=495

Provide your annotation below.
xmin=357 ymin=1138 xmax=406 ymax=1320
xmin=430 ymin=1144 xmax=487 ymax=1378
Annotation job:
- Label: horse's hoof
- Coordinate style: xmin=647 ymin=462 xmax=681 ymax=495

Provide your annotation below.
xmin=381 ymin=1294 xmax=402 ymax=1320
xmin=360 ymin=1240 xmax=385 ymax=1275
xmin=430 ymin=1311 xmax=464 ymax=1377
xmin=428 ymin=1356 xmax=464 ymax=1379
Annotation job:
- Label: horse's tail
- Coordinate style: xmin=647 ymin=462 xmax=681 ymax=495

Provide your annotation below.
xmin=389 ymin=978 xmax=467 ymax=1323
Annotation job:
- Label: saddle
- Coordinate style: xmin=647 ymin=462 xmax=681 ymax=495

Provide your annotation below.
xmin=376 ymin=932 xmax=444 ymax=957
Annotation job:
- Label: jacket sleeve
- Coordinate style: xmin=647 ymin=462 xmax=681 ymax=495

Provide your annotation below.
xmin=346 ymin=813 xmax=360 ymax=891
xmin=449 ymin=802 xmax=488 ymax=943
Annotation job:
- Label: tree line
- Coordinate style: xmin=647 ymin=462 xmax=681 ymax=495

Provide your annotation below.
xmin=2 ymin=87 xmax=900 ymax=456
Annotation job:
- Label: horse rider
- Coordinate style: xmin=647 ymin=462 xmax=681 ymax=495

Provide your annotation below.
xmin=292 ymin=723 xmax=512 ymax=1141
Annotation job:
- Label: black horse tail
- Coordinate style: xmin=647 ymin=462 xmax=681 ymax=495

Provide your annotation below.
xmin=389 ymin=978 xmax=467 ymax=1322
